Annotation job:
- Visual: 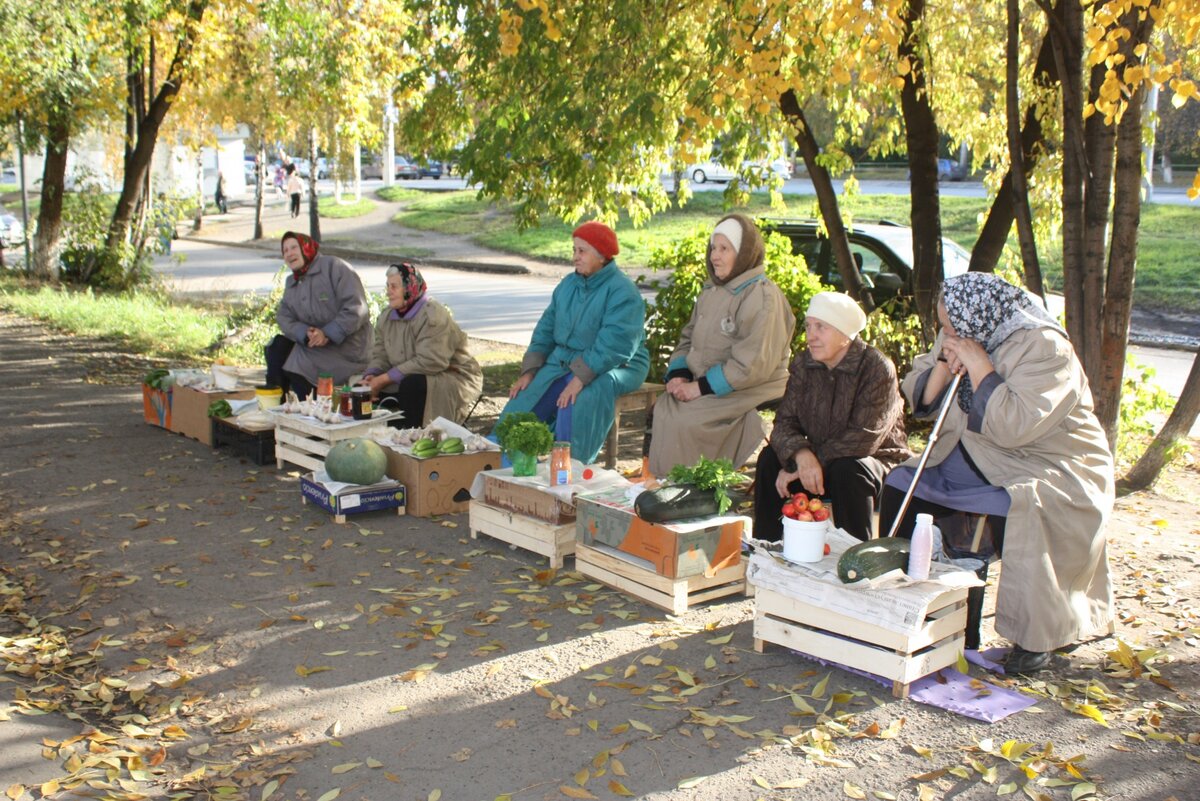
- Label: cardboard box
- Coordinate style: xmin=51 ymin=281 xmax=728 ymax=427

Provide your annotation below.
xmin=385 ymin=449 xmax=500 ymax=517
xmin=481 ymin=472 xmax=575 ymax=524
xmin=300 ymin=473 xmax=406 ymax=521
xmin=575 ymin=488 xmax=743 ymax=579
xmin=142 ymin=384 xmax=172 ymax=429
xmin=170 ymin=386 xmax=256 ymax=446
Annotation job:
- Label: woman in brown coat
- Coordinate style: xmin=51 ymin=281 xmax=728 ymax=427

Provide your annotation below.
xmin=754 ymin=292 xmax=910 ymax=542
xmin=647 ymin=214 xmax=795 ymax=477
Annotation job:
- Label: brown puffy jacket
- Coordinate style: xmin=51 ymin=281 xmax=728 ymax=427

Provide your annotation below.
xmin=769 ymin=338 xmax=911 ymax=469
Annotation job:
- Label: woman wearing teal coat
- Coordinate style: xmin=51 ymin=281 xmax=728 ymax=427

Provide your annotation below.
xmin=496 ymin=221 xmax=650 ymax=464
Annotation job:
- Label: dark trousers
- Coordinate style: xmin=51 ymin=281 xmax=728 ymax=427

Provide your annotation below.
xmin=377 ymin=374 xmax=428 ymax=428
xmin=264 ymin=334 xmax=294 ymax=392
xmin=290 ymin=193 xmax=301 ymax=217
xmin=754 ymin=447 xmax=887 ymax=542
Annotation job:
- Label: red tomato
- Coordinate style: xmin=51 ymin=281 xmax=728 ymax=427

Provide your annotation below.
xmin=823 ymin=543 xmax=831 ymax=556
xmin=781 ymin=501 xmax=799 ymax=519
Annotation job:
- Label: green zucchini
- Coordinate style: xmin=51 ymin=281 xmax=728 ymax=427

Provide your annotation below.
xmin=634 ymin=484 xmax=720 ymax=523
xmin=837 ymin=537 xmax=912 ymax=583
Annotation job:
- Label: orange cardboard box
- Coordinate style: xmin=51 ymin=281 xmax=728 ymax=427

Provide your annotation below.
xmin=142 ymin=384 xmax=172 ymax=429
xmin=575 ymin=488 xmax=742 ymax=579
xmin=384 ymin=449 xmax=500 ymax=517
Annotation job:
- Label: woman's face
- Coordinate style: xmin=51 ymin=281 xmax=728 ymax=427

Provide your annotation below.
xmin=937 ymin=300 xmax=958 ymax=337
xmin=573 ymin=238 xmax=606 ymax=276
xmin=282 ymin=238 xmax=305 ymax=271
xmin=805 ymin=317 xmax=852 ymax=368
xmin=385 ymin=274 xmax=407 ymax=309
xmin=710 ymin=233 xmax=737 ymax=281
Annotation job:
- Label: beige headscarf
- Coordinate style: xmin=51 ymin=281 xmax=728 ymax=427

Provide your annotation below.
xmin=706 ymin=213 xmax=765 ymax=286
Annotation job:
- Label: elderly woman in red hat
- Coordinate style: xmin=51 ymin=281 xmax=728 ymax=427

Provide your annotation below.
xmin=494 ymin=221 xmax=650 ymax=464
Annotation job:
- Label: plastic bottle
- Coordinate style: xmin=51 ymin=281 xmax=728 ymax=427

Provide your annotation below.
xmin=908 ymin=513 xmax=934 ymax=581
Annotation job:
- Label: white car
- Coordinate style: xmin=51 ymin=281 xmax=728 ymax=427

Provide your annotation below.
xmin=745 ymin=158 xmax=794 ymax=181
xmin=0 ymin=213 xmax=24 ymax=247
xmin=685 ymin=161 xmax=738 ymax=184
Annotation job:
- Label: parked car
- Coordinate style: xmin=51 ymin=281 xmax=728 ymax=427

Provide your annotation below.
xmin=293 ymin=158 xmax=329 ymax=180
xmin=416 ymin=159 xmax=442 ymax=179
xmin=394 ymin=156 xmax=420 ymax=180
xmin=0 ymin=213 xmax=25 ymax=248
xmin=361 ymin=157 xmax=384 ymax=180
xmin=744 ymin=158 xmax=794 ymax=181
xmin=758 ymin=218 xmax=971 ymax=307
xmin=684 ymin=160 xmax=738 ymax=184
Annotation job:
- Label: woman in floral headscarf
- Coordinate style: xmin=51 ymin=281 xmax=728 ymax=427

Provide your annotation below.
xmin=879 ymin=273 xmax=1114 ymax=674
xmin=265 ymin=231 xmax=370 ymax=398
xmin=358 ymin=263 xmax=483 ymax=426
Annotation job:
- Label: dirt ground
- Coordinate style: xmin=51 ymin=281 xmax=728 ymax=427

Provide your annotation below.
xmin=1 ymin=311 xmax=1198 ymax=801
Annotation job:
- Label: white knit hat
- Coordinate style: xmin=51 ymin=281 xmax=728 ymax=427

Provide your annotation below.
xmin=806 ymin=292 xmax=867 ymax=338
xmin=711 ymin=218 xmax=743 ymax=254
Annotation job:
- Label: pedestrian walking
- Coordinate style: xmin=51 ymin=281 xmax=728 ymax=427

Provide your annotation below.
xmin=214 ymin=171 xmax=228 ymax=215
xmin=274 ymin=165 xmax=286 ymax=198
xmin=286 ymin=165 xmax=303 ymax=218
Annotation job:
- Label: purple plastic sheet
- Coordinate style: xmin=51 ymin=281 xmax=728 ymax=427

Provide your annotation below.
xmin=792 ymin=649 xmax=1037 ymax=723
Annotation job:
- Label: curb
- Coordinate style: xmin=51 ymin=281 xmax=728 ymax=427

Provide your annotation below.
xmin=178 ymin=235 xmax=531 ymax=276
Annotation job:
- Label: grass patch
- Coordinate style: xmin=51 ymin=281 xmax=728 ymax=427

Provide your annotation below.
xmin=0 ymin=277 xmax=227 ymax=361
xmin=317 ymin=197 xmax=376 ymax=219
xmin=375 ymin=186 xmax=425 ymax=203
xmin=390 ymin=189 xmax=1199 ymax=310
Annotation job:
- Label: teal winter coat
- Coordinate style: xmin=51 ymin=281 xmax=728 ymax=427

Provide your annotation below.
xmin=496 ymin=261 xmax=649 ymax=463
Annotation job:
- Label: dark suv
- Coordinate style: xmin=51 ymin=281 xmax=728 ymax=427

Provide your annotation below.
xmin=759 ymin=219 xmax=971 ymax=307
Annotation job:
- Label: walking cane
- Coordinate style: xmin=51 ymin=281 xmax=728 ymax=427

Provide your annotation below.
xmin=883 ymin=370 xmax=964 ymax=540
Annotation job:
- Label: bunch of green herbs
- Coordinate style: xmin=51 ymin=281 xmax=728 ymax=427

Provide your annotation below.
xmin=667 ymin=456 xmax=747 ymax=514
xmin=494 ymin=412 xmax=554 ymax=456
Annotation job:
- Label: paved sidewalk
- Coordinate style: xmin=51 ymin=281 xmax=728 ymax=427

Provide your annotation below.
xmin=182 ymin=193 xmax=571 ymax=279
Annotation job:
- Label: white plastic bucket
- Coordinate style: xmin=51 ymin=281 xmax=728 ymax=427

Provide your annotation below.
xmin=212 ymin=364 xmax=240 ymax=390
xmin=782 ymin=517 xmax=829 ymax=563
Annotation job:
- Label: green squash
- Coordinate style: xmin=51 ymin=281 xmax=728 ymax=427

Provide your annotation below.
xmin=325 ymin=438 xmax=388 ymax=485
xmin=836 ymin=537 xmax=912 ymax=583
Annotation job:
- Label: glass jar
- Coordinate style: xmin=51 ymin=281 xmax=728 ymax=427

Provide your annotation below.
xmin=316 ymin=373 xmax=334 ymax=398
xmin=338 ymin=386 xmax=353 ymax=417
xmin=550 ymin=441 xmax=571 ymax=486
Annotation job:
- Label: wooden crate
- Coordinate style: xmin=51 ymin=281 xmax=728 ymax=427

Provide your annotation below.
xmin=752 ymin=585 xmax=968 ymax=698
xmin=273 ymin=414 xmax=388 ymax=472
xmin=211 ymin=415 xmax=276 ymax=465
xmin=469 ymin=500 xmax=575 ymax=569
xmin=575 ymin=543 xmax=748 ymax=616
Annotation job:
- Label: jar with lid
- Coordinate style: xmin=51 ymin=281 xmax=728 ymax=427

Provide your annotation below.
xmin=550 ymin=441 xmax=571 ymax=486
xmin=316 ymin=373 xmax=334 ymax=398
xmin=338 ymin=386 xmax=353 ymax=417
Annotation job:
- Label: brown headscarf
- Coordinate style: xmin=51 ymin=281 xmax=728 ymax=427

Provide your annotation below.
xmin=706 ymin=213 xmax=765 ymax=286
xmin=281 ymin=231 xmax=320 ymax=280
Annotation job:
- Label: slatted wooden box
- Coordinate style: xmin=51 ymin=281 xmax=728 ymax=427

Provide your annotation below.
xmin=575 ymin=543 xmax=748 ymax=616
xmin=468 ymin=500 xmax=575 ymax=568
xmin=752 ymin=584 xmax=968 ymax=698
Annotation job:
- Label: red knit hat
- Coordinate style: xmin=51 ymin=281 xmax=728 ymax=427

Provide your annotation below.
xmin=572 ymin=221 xmax=619 ymax=261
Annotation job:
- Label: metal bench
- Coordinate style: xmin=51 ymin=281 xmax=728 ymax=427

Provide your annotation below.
xmin=602 ymin=382 xmax=663 ymax=469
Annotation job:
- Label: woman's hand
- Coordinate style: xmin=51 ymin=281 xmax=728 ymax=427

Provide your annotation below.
xmin=793 ymin=449 xmax=824 ymax=496
xmin=510 ymin=370 xmax=535 ymax=399
xmin=774 ymin=468 xmax=801 ymax=499
xmin=306 ymin=326 xmax=329 ymax=348
xmin=665 ymin=376 xmax=688 ymax=394
xmin=669 ymin=380 xmax=702 ymax=402
xmin=942 ymin=335 xmax=995 ymax=385
xmin=367 ymin=373 xmax=392 ymax=395
xmin=557 ymin=376 xmax=584 ymax=408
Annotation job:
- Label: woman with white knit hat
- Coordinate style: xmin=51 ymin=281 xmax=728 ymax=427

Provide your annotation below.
xmin=646 ymin=214 xmax=795 ymax=477
xmin=753 ymin=291 xmax=911 ymax=542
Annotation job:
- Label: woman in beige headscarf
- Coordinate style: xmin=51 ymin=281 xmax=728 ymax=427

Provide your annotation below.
xmin=646 ymin=214 xmax=795 ymax=477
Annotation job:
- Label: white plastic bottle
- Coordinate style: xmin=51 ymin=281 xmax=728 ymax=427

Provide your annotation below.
xmin=907 ymin=513 xmax=934 ymax=580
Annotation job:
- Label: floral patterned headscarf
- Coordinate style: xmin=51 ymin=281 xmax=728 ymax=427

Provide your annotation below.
xmin=386 ymin=262 xmax=428 ymax=314
xmin=941 ymin=273 xmax=1065 ymax=411
xmin=281 ymin=231 xmax=320 ymax=280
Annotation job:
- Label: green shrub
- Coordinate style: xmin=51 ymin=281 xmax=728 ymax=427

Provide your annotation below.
xmin=639 ymin=226 xmax=827 ymax=381
xmin=1116 ymin=356 xmax=1178 ymax=466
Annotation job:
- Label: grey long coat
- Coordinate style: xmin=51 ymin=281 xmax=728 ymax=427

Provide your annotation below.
xmin=649 ymin=264 xmax=795 ymax=476
xmin=277 ymin=255 xmax=371 ymax=385
xmin=900 ymin=327 xmax=1114 ymax=652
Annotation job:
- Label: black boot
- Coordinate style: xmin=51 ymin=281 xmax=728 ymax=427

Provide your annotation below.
xmin=1005 ymin=646 xmax=1051 ymax=675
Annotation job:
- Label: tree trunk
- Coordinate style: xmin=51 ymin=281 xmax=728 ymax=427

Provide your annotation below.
xmin=1118 ymin=354 xmax=1200 ymax=493
xmin=32 ymin=105 xmax=71 ymax=280
xmin=192 ymin=153 xmax=203 ymax=232
xmin=1058 ymin=0 xmax=1088 ymax=366
xmin=254 ymin=142 xmax=265 ymax=240
xmin=105 ymin=0 xmax=208 ymax=252
xmin=779 ymin=90 xmax=873 ymax=312
xmin=898 ymin=0 xmax=942 ymax=342
xmin=307 ymin=126 xmax=321 ymax=241
xmin=1006 ymin=0 xmax=1044 ymax=298
xmin=1096 ymin=7 xmax=1156 ymax=444
xmin=1078 ymin=60 xmax=1116 ymax=381
xmin=970 ymin=25 xmax=1057 ymax=274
